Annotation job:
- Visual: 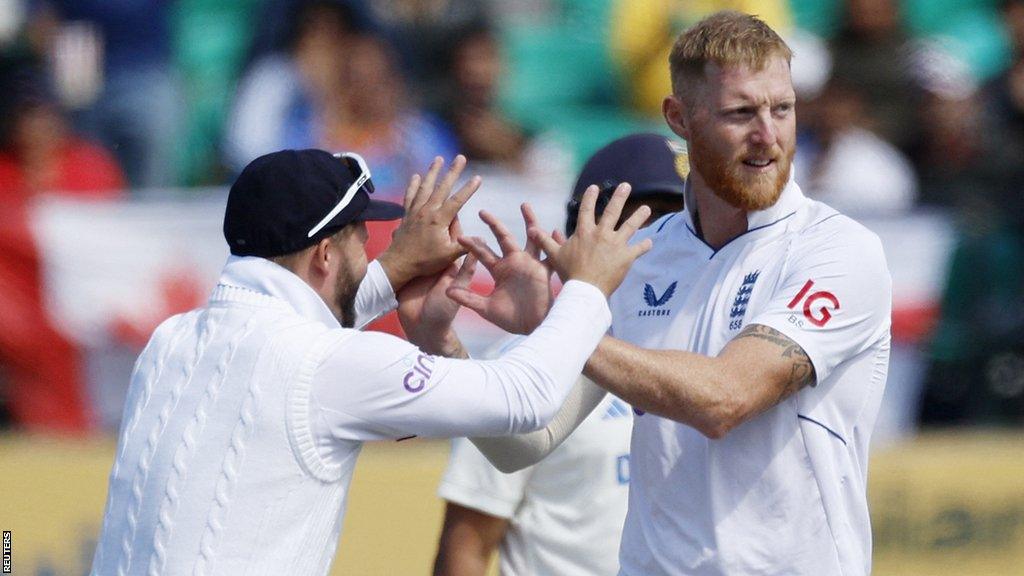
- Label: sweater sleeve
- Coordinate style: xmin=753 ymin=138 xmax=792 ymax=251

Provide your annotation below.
xmin=353 ymin=259 xmax=398 ymax=329
xmin=309 ymin=281 xmax=611 ymax=442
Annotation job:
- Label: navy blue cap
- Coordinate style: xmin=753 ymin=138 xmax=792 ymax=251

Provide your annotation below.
xmin=572 ymin=133 xmax=689 ymax=200
xmin=224 ymin=149 xmax=404 ymax=258
xmin=567 ymin=133 xmax=689 ymax=234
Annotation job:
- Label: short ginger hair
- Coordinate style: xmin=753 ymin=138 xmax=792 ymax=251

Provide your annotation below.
xmin=669 ymin=11 xmax=792 ymax=101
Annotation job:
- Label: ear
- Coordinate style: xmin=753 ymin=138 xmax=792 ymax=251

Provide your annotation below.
xmin=309 ymin=237 xmax=334 ymax=277
xmin=663 ymin=94 xmax=690 ymax=141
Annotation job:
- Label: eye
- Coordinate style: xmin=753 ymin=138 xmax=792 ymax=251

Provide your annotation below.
xmin=725 ymin=107 xmax=756 ymax=120
xmin=772 ymin=102 xmax=794 ymax=116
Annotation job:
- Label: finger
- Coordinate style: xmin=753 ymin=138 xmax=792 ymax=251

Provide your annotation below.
xmin=445 ymin=286 xmax=489 ymax=316
xmin=441 ymin=262 xmax=460 ymax=279
xmin=576 ymin=185 xmax=599 ymax=232
xmin=598 ymin=183 xmax=631 ymax=231
xmin=616 ymin=204 xmax=651 ymax=238
xmin=402 ymin=173 xmax=421 ymax=212
xmin=552 ymin=229 xmax=568 ymax=245
xmin=480 ymin=210 xmax=520 ymax=257
xmin=521 ymin=203 xmax=542 ymax=258
xmin=528 ymin=226 xmax=561 ymax=259
xmin=440 ymin=174 xmax=481 ymax=220
xmin=434 ymin=263 xmax=461 ymax=291
xmin=453 ymin=254 xmax=477 ymax=288
xmin=628 ymin=237 xmax=654 ymax=259
xmin=458 ymin=235 xmax=500 ymax=268
xmin=412 ymin=156 xmax=444 ymax=213
xmin=449 ymin=213 xmax=463 ymax=240
xmin=429 ymin=154 xmax=467 ymax=208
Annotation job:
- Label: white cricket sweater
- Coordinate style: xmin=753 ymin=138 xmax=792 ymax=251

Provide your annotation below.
xmin=90 ymin=256 xmax=611 ymax=576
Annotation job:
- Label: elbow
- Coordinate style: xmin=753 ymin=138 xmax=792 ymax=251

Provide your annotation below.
xmin=492 ymin=458 xmax=528 ymax=474
xmin=698 ymin=421 xmax=733 ymax=440
xmin=694 ymin=396 xmax=748 ymax=440
xmin=530 ymin=401 xmax=562 ymax=432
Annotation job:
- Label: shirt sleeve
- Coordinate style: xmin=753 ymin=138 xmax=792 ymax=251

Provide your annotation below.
xmin=310 ymin=280 xmax=612 ymax=442
xmin=745 ymin=219 xmax=892 ymax=384
xmin=353 ymin=259 xmax=398 ymax=329
xmin=471 ymin=376 xmax=607 ymax=472
xmin=437 ymin=438 xmax=531 ymax=519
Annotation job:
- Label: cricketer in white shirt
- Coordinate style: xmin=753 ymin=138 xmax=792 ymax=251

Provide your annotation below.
xmin=89 ymin=256 xmax=615 ymax=576
xmin=611 ymin=177 xmax=891 ymax=575
xmin=439 ymin=375 xmax=632 ymax=576
xmin=471 ymin=12 xmax=893 ymax=574
xmin=476 ymin=176 xmax=891 ymax=576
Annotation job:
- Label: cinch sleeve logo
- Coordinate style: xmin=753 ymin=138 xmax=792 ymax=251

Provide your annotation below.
xmin=403 ymin=353 xmax=436 ymax=393
xmin=786 ymin=279 xmax=840 ymax=327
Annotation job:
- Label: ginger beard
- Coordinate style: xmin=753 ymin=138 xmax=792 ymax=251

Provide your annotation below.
xmin=687 ymin=119 xmax=794 ymax=212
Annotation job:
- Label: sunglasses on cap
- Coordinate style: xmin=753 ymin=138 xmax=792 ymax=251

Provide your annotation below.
xmin=306 ymin=152 xmax=376 ymax=238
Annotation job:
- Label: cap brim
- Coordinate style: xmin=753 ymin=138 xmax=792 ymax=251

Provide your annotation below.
xmin=356 ymin=199 xmax=405 ymax=222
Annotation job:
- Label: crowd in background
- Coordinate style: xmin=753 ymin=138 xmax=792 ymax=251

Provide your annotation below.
xmin=1 ymin=0 xmax=1023 ymax=433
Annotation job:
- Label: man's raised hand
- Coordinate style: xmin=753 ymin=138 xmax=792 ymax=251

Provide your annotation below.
xmin=378 ymin=155 xmax=481 ymax=292
xmin=529 ymin=183 xmax=652 ymax=298
xmin=446 ymin=204 xmax=554 ymax=335
xmin=397 ymin=255 xmax=476 ymax=358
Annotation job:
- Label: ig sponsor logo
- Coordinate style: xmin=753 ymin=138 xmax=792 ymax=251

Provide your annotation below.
xmin=403 ymin=354 xmax=436 ymax=393
xmin=786 ymin=279 xmax=839 ymax=327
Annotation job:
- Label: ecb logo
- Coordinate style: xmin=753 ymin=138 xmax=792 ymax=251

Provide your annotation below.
xmin=729 ymin=270 xmax=760 ymax=330
xmin=403 ymin=353 xmax=436 ymax=393
xmin=787 ymin=279 xmax=840 ymax=327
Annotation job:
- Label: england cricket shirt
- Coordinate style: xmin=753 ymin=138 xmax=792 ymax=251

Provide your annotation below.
xmin=608 ymin=179 xmax=891 ymax=576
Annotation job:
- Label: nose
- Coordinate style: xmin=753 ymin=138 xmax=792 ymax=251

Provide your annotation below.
xmin=749 ymin=110 xmax=777 ymax=148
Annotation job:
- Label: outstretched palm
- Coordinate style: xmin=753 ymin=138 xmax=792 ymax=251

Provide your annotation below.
xmin=447 ymin=205 xmax=555 ymax=335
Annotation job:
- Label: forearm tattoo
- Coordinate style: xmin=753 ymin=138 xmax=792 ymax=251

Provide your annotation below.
xmin=734 ymin=324 xmax=817 ymax=399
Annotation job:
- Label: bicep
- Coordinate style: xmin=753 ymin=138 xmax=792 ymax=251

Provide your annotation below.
xmin=717 ymin=323 xmax=816 ymax=413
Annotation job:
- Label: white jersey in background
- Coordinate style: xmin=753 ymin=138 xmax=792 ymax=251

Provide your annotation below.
xmin=610 ymin=180 xmax=891 ymax=576
xmin=439 ymin=386 xmax=632 ymax=576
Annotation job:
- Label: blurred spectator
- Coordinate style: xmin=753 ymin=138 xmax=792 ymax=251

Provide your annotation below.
xmin=442 ymin=23 xmax=527 ymax=166
xmin=609 ymin=0 xmax=792 ymax=117
xmin=795 ymin=76 xmax=918 ymax=216
xmin=918 ymin=6 xmax=1024 ymax=426
xmin=907 ymin=41 xmax=1022 ymax=211
xmin=984 ymin=0 xmax=1024 ymax=174
xmin=440 ymin=22 xmax=571 ymax=178
xmin=172 ymin=0 xmax=262 ymax=186
xmin=313 ymin=34 xmax=457 ymax=202
xmin=0 ymin=62 xmax=124 ymax=200
xmin=32 ymin=0 xmax=183 ymax=189
xmin=242 ymin=0 xmax=372 ymax=69
xmin=0 ymin=61 xmax=124 ymax=434
xmin=828 ymin=0 xmax=918 ymax=151
xmin=225 ymin=0 xmax=361 ymax=173
xmin=921 ymin=212 xmax=1024 ymax=426
xmin=366 ymin=0 xmax=492 ymax=111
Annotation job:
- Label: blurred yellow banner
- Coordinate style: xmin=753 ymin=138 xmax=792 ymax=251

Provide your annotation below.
xmin=1 ymin=431 xmax=1022 ymax=575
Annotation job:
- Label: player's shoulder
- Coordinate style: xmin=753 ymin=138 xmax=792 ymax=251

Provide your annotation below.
xmin=318 ymin=326 xmax=425 ymax=371
xmin=793 ymin=201 xmax=886 ymax=260
xmin=148 ymin=309 xmax=201 ymax=345
xmin=637 ymin=210 xmax=685 ymax=242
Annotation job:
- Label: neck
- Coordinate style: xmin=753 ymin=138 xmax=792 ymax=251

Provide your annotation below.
xmin=690 ymin=171 xmax=748 ymax=250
